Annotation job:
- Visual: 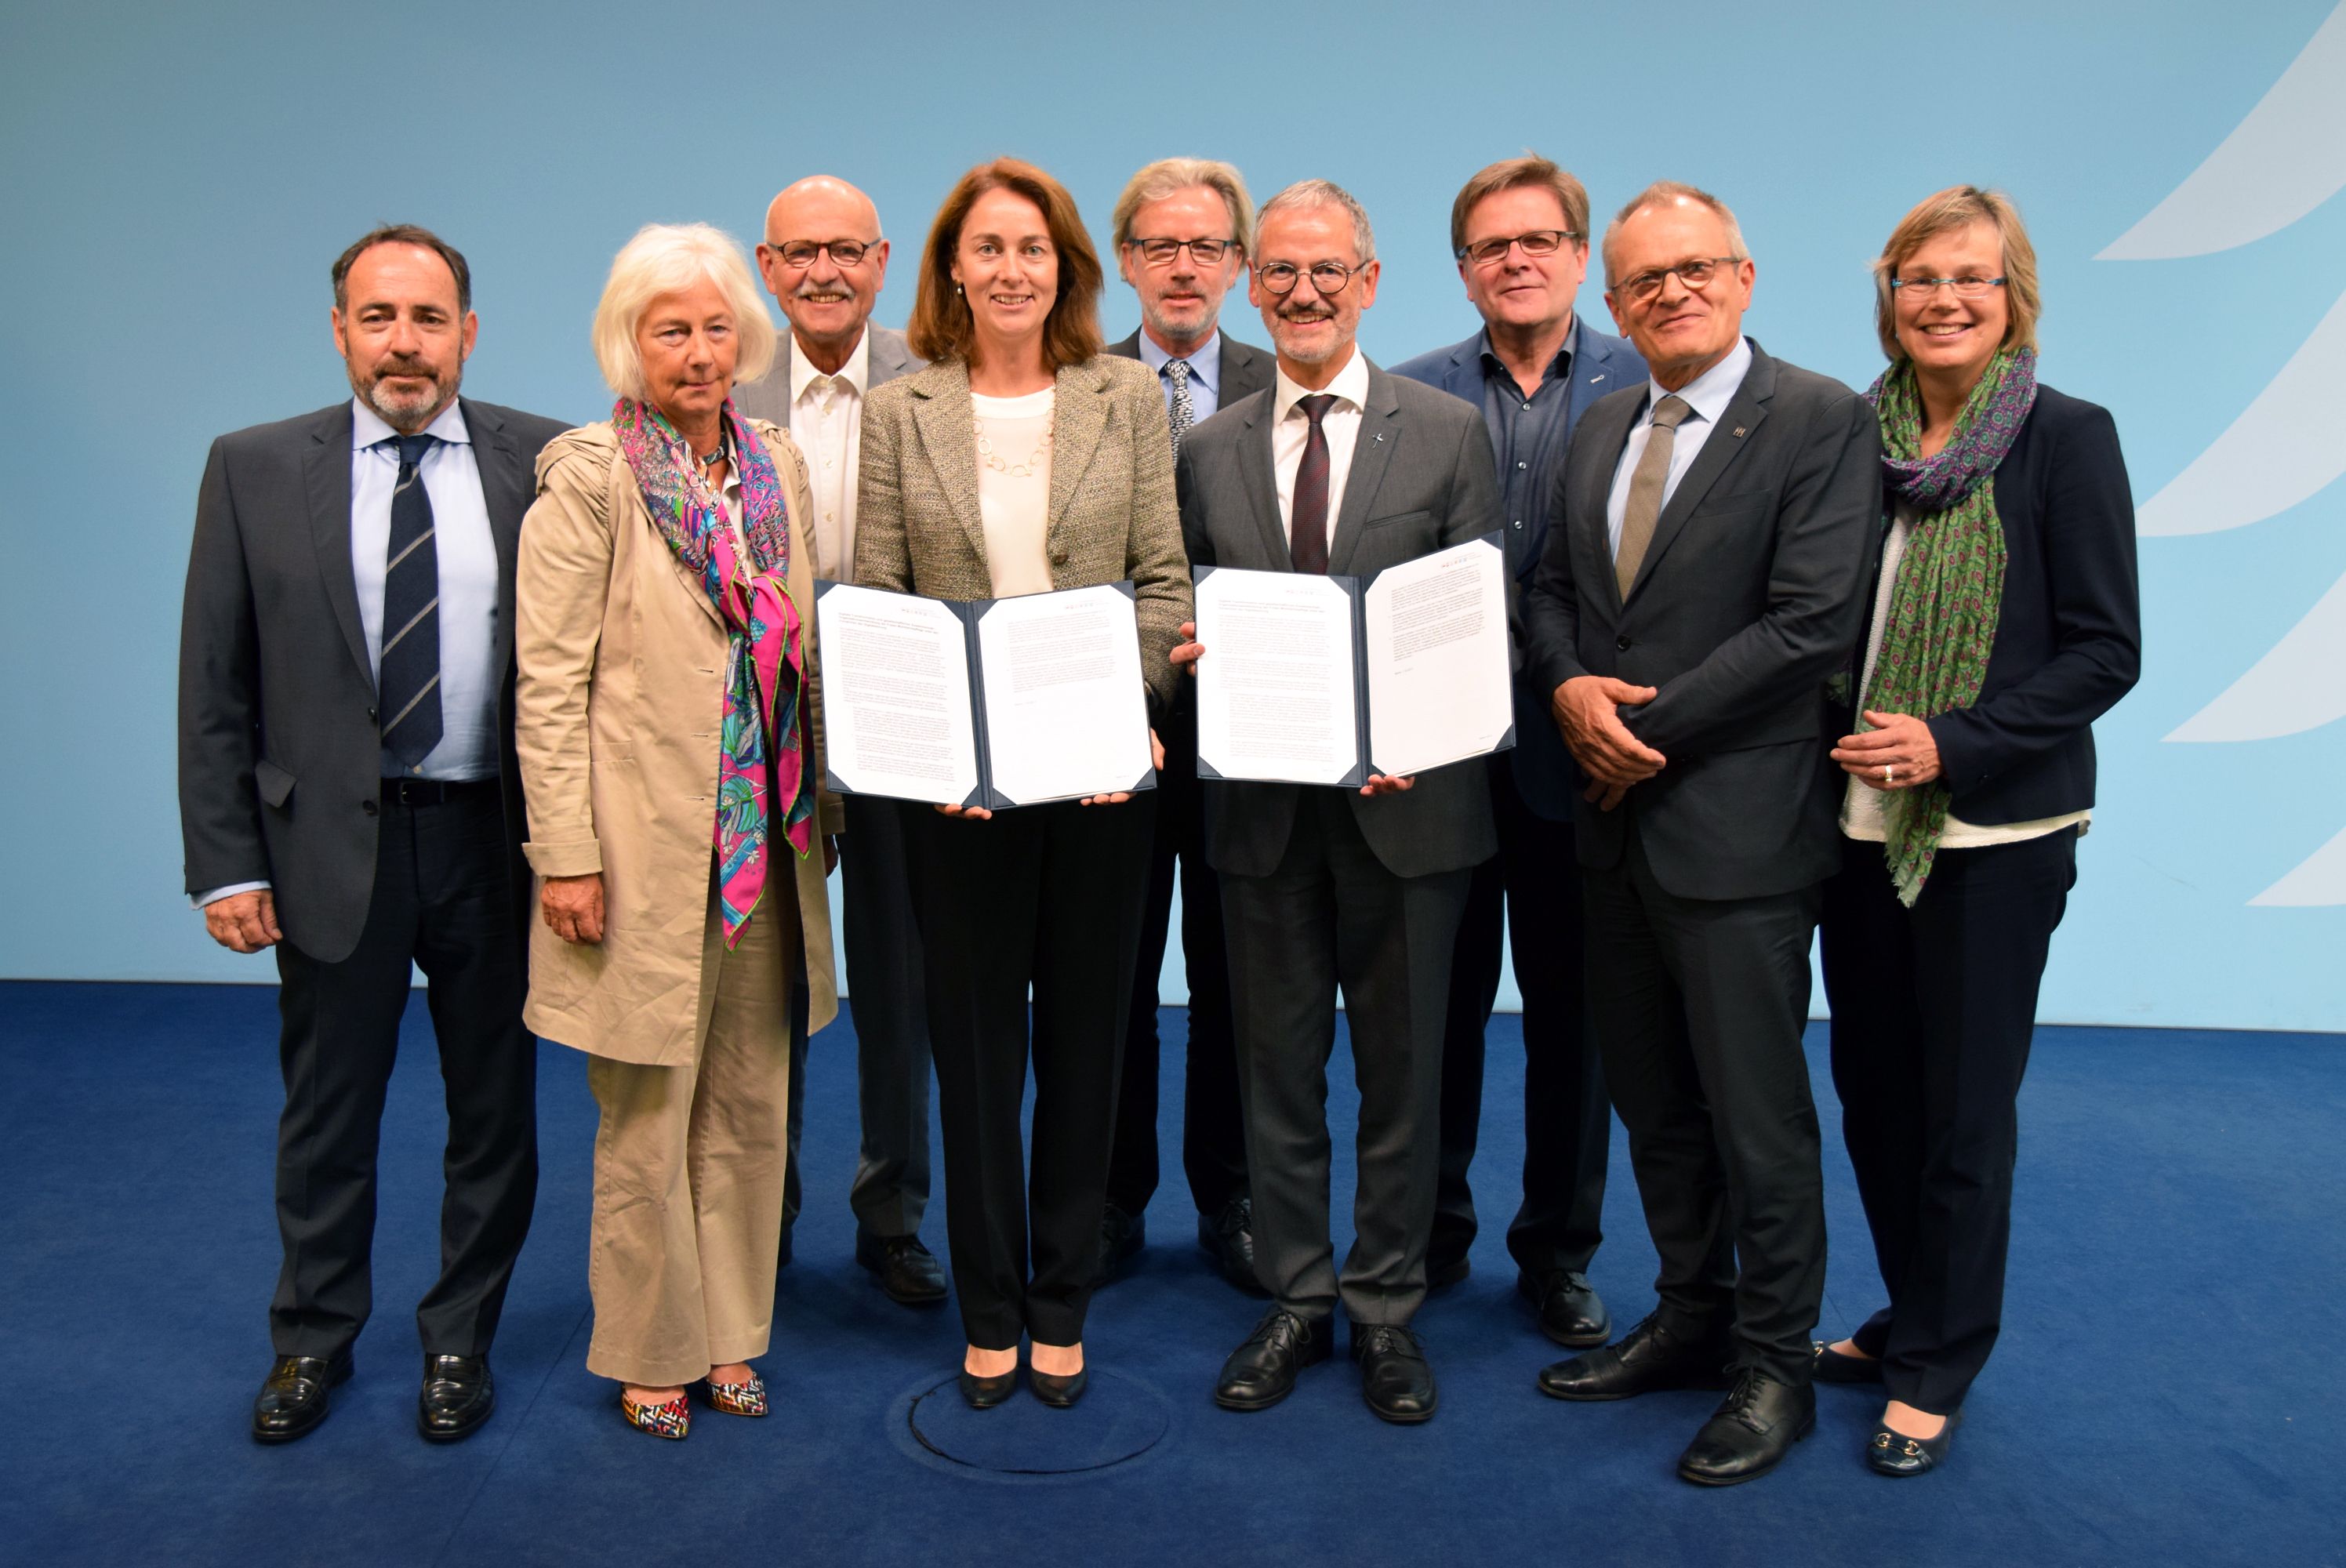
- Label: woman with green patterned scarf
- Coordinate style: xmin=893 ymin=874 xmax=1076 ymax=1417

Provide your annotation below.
xmin=1810 ymin=188 xmax=2141 ymax=1477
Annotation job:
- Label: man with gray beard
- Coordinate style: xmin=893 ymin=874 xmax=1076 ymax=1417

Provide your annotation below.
xmin=734 ymin=176 xmax=942 ymax=1307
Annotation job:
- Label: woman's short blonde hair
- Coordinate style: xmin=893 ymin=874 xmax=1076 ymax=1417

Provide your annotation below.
xmin=590 ymin=223 xmax=776 ymax=402
xmin=1872 ymin=187 xmax=2040 ymax=361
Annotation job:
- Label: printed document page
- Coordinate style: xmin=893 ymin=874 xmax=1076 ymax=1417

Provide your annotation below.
xmin=815 ymin=584 xmax=981 ymax=805
xmin=1193 ymin=568 xmax=1360 ymax=786
xmin=973 ymin=585 xmax=1152 ymax=806
xmin=1362 ymin=539 xmax=1511 ymax=778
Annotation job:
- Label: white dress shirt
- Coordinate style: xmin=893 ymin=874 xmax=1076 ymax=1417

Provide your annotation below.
xmin=788 ymin=329 xmax=869 ymax=581
xmin=1605 ymin=335 xmax=1755 ymax=557
xmin=1271 ymin=348 xmax=1371 ymax=546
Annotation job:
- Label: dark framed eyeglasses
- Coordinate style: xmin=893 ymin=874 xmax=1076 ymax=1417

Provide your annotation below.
xmin=1889 ymin=274 xmax=2007 ymax=299
xmin=1128 ymin=237 xmax=1237 ymax=267
xmin=1256 ymin=260 xmax=1360 ymax=296
xmin=1612 ymin=256 xmax=1745 ymax=303
xmin=1457 ymin=229 xmax=1582 ymax=267
xmin=768 ymin=238 xmax=879 ymax=268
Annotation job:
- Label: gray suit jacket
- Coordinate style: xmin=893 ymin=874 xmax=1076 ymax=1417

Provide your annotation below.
xmin=1104 ymin=327 xmax=1276 ymax=417
xmin=1522 ymin=340 xmax=1883 ymax=902
xmin=731 ymin=322 xmax=923 ymax=429
xmin=1176 ymin=359 xmax=1502 ymax=881
xmin=177 ymin=397 xmax=570 ymax=963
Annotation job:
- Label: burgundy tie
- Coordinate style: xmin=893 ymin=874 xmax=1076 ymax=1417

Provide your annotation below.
xmin=1290 ymin=394 xmax=1337 ymax=574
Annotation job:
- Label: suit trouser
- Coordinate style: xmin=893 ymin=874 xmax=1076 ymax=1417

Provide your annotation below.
xmin=782 ymin=793 xmax=932 ymax=1243
xmin=270 ymin=784 xmax=537 ymax=1360
xmin=1221 ymin=789 xmax=1469 ymax=1329
xmin=908 ymin=797 xmax=1153 ymax=1350
xmin=1582 ymin=818 xmax=1825 ymax=1385
xmin=1109 ymin=693 xmax=1247 ymax=1219
xmin=1433 ymin=756 xmax=1611 ymax=1277
xmin=584 ymin=866 xmax=796 ymax=1387
xmin=1819 ymin=827 xmax=2075 ymax=1415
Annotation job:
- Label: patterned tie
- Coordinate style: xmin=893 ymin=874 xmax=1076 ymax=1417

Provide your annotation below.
xmin=1165 ymin=358 xmax=1195 ymax=458
xmin=1614 ymin=394 xmax=1694 ymax=597
xmin=379 ymin=433 xmax=443 ymax=769
xmin=1290 ymin=394 xmax=1338 ymax=575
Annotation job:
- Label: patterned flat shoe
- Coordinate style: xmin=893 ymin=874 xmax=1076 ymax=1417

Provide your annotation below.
xmin=620 ymin=1392 xmax=691 ymax=1440
xmin=703 ymin=1374 xmax=768 ymax=1417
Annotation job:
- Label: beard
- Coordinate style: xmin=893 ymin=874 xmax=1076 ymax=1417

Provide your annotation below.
xmin=1140 ymin=292 xmax=1213 ymax=347
xmin=352 ymin=354 xmax=459 ymax=432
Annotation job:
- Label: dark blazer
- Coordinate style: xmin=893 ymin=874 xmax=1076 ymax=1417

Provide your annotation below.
xmin=1106 ymin=327 xmax=1273 ymax=502
xmin=1523 ymin=341 xmax=1882 ymax=902
xmin=1854 ymin=384 xmax=2140 ymax=823
xmin=177 ymin=397 xmax=569 ymax=964
xmin=1392 ymin=316 xmax=1647 ymax=821
xmin=1177 ymin=359 xmax=1503 ymax=881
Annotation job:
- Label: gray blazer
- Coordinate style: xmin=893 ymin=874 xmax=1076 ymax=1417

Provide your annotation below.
xmin=1103 ymin=328 xmax=1276 ymax=407
xmin=1175 ymin=360 xmax=1503 ymax=881
xmin=1522 ymin=340 xmax=1883 ymax=902
xmin=176 ymin=397 xmax=569 ymax=963
xmin=731 ymin=322 xmax=923 ymax=428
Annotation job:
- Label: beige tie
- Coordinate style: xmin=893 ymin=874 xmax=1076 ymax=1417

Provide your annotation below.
xmin=1614 ymin=394 xmax=1694 ymax=597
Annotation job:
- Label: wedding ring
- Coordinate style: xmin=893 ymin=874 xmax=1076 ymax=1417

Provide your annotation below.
xmin=1883 ymin=764 xmax=1895 ymax=782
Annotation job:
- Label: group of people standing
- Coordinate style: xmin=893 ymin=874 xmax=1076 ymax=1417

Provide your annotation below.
xmin=176 ymin=149 xmax=2139 ymax=1486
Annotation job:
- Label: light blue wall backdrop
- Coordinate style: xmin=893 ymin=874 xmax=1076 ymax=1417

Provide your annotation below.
xmin=4 ymin=0 xmax=2342 ymax=1031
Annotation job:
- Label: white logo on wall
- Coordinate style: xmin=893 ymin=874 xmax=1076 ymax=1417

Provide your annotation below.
xmin=2101 ymin=2 xmax=2346 ymax=906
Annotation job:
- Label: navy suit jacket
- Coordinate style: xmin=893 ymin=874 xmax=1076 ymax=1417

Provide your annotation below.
xmin=1392 ymin=317 xmax=1646 ymax=819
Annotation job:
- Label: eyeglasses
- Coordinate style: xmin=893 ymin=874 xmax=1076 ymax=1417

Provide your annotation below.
xmin=1458 ymin=229 xmax=1582 ymax=267
xmin=1611 ymin=256 xmax=1745 ymax=303
xmin=1128 ymin=237 xmax=1237 ymax=267
xmin=1890 ymin=274 xmax=2006 ymax=299
xmin=768 ymin=238 xmax=879 ymax=268
xmin=1256 ymin=260 xmax=1360 ymax=296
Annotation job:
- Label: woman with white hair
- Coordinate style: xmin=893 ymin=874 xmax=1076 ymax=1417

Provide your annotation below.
xmin=515 ymin=223 xmax=841 ymax=1439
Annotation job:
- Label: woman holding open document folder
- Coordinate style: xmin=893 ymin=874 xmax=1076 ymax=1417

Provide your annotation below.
xmin=854 ymin=158 xmax=1191 ymax=1410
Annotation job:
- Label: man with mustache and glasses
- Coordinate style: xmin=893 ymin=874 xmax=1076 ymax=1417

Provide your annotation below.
xmin=1171 ymin=181 xmax=1500 ymax=1425
xmin=1095 ymin=158 xmax=1275 ymax=1297
xmin=1393 ymin=156 xmax=1644 ymax=1346
xmin=179 ymin=225 xmax=567 ymax=1446
xmin=735 ymin=176 xmax=942 ymax=1308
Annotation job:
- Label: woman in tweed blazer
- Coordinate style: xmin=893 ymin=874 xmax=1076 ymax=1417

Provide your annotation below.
xmin=855 ymin=158 xmax=1189 ymax=1410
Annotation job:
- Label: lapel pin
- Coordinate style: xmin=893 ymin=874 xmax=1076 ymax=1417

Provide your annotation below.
xmin=1592 ymin=373 xmax=1607 ymax=383
xmin=1732 ymin=426 xmax=1746 ymax=437
xmin=1374 ymin=433 xmax=1385 ymax=444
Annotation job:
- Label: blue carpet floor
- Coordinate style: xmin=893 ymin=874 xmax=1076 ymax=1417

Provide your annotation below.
xmin=2 ymin=980 xmax=2340 ymax=1566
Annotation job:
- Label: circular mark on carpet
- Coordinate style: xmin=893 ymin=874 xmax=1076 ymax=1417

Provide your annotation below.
xmin=899 ymin=1368 xmax=1172 ymax=1479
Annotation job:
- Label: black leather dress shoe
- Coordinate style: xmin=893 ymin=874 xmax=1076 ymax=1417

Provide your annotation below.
xmin=1678 ymin=1369 xmax=1816 ymax=1486
xmin=957 ymin=1363 xmax=1018 ymax=1409
xmin=1536 ymin=1313 xmax=1732 ymax=1401
xmin=1812 ymin=1341 xmax=1886 ymax=1385
xmin=1197 ymin=1196 xmax=1266 ymax=1295
xmin=1214 ymin=1309 xmax=1333 ymax=1411
xmin=855 ymin=1232 xmax=949 ymax=1306
xmin=1092 ymin=1205 xmax=1146 ymax=1288
xmin=1350 ymin=1324 xmax=1437 ymax=1424
xmin=1868 ymin=1409 xmax=1962 ymax=1476
xmin=418 ymin=1353 xmax=495 ymax=1443
xmin=1518 ymin=1269 xmax=1611 ymax=1348
xmin=252 ymin=1348 xmax=354 ymax=1445
xmin=1030 ymin=1367 xmax=1088 ymax=1408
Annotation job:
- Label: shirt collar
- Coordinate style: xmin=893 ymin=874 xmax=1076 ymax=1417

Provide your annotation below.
xmin=1642 ymin=335 xmax=1752 ymax=429
xmin=1137 ymin=327 xmax=1222 ymax=396
xmin=1475 ymin=316 xmax=1578 ymax=388
xmin=1273 ymin=347 xmax=1370 ymax=423
xmin=789 ymin=327 xmax=870 ymax=404
xmin=351 ymin=396 xmax=470 ymax=451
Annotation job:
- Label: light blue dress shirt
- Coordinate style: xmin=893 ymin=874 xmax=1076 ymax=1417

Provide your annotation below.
xmin=1136 ymin=328 xmax=1225 ymax=424
xmin=1605 ymin=335 xmax=1756 ymax=557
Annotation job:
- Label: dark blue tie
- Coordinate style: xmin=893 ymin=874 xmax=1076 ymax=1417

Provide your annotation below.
xmin=380 ymin=433 xmax=442 ymax=769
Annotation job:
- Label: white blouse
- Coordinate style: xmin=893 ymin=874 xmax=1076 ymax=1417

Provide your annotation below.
xmin=971 ymin=387 xmax=1055 ymax=599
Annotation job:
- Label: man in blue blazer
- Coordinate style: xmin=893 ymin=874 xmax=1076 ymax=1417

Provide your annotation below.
xmin=1391 ymin=158 xmax=1643 ymax=1350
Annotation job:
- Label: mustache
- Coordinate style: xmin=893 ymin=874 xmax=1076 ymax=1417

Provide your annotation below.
xmin=1276 ymin=303 xmax=1335 ymax=323
xmin=371 ymin=355 xmax=440 ymax=378
xmin=790 ymin=281 xmax=855 ymax=301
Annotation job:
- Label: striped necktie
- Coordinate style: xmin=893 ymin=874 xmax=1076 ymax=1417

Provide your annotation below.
xmin=1165 ymin=358 xmax=1195 ymax=458
xmin=379 ymin=433 xmax=443 ymax=769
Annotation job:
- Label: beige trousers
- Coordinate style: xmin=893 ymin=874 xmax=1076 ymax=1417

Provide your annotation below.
xmin=585 ymin=867 xmax=798 ymax=1387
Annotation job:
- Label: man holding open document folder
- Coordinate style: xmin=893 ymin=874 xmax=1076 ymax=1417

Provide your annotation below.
xmin=1173 ymin=180 xmax=1502 ymax=1425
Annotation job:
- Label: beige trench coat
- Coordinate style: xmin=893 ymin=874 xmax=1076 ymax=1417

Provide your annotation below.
xmin=515 ymin=418 xmax=841 ymax=1066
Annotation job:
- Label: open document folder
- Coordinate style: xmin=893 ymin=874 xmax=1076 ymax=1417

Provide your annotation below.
xmin=812 ymin=579 xmax=1157 ymax=810
xmin=1192 ymin=534 xmax=1514 ymax=786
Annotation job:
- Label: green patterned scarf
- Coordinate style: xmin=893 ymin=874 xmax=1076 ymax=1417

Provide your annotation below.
xmin=1861 ymin=347 xmax=2036 ymax=905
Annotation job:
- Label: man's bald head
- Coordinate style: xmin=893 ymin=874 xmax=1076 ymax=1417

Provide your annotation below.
xmin=765 ymin=176 xmax=880 ymax=246
xmin=754 ymin=175 xmax=890 ymax=373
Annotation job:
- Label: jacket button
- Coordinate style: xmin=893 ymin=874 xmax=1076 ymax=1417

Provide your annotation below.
xmin=1616 ymin=634 xmax=1632 ymax=652
xmin=1051 ymin=550 xmax=1069 ymax=566
xmin=361 ymin=799 xmax=379 ymax=817
xmin=366 ymin=706 xmax=377 ymax=720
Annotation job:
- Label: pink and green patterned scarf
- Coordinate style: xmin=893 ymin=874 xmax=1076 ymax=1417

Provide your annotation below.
xmin=613 ymin=396 xmax=813 ymax=946
xmin=1860 ymin=347 xmax=2036 ymax=906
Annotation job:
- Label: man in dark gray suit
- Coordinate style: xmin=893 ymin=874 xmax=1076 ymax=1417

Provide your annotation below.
xmin=1522 ymin=182 xmax=1881 ymax=1486
xmin=736 ymin=176 xmax=942 ymax=1307
xmin=1098 ymin=157 xmax=1274 ymax=1294
xmin=179 ymin=225 xmax=567 ymax=1446
xmin=1176 ymin=181 xmax=1500 ymax=1425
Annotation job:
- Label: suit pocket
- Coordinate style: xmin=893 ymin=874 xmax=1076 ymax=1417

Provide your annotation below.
xmin=255 ymin=758 xmax=296 ymax=809
xmin=1362 ymin=508 xmax=1431 ymax=532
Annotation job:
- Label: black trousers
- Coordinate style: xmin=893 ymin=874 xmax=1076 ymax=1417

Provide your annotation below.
xmin=783 ymin=792 xmax=933 ymax=1243
xmin=1222 ymin=789 xmax=1469 ymax=1329
xmin=1108 ymin=695 xmax=1247 ymax=1219
xmin=1582 ymin=819 xmax=1825 ymax=1384
xmin=907 ymin=796 xmax=1154 ymax=1350
xmin=1433 ymin=757 xmax=1610 ymax=1277
xmin=1819 ymin=827 xmax=2076 ymax=1414
xmin=269 ymin=785 xmax=538 ymax=1360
